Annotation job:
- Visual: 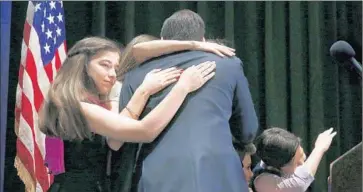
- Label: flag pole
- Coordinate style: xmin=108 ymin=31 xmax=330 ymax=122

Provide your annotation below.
xmin=0 ymin=1 xmax=12 ymax=191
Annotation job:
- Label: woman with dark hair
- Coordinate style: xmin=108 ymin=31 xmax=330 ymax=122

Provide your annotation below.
xmin=252 ymin=127 xmax=336 ymax=192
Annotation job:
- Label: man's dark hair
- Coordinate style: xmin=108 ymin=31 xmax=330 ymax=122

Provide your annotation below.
xmin=160 ymin=9 xmax=205 ymax=41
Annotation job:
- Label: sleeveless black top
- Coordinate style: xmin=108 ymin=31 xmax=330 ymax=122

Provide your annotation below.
xmin=48 ymin=135 xmax=109 ymax=192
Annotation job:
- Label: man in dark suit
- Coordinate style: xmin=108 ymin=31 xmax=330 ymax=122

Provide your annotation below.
xmin=118 ymin=9 xmax=259 ymax=192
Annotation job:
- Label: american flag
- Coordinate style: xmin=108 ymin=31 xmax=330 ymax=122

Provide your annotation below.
xmin=14 ymin=1 xmax=67 ymax=191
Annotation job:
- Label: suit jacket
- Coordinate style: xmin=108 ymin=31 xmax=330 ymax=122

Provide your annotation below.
xmin=113 ymin=50 xmax=259 ymax=192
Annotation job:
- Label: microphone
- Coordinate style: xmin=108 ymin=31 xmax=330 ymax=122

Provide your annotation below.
xmin=330 ymin=40 xmax=362 ymax=76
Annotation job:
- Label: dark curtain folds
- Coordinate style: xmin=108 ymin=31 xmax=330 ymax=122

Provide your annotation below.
xmin=5 ymin=2 xmax=361 ymax=192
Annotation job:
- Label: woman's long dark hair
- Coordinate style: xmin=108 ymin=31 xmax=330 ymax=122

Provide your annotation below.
xmin=39 ymin=37 xmax=122 ymax=141
xmin=250 ymin=127 xmax=301 ymax=191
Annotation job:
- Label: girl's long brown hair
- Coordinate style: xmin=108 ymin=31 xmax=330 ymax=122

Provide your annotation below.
xmin=39 ymin=37 xmax=122 ymax=141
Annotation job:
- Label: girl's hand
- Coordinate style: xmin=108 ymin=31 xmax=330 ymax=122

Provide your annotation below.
xmin=140 ymin=67 xmax=182 ymax=95
xmin=177 ymin=61 xmax=216 ymax=93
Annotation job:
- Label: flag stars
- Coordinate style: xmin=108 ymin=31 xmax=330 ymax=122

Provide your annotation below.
xmin=45 ymin=29 xmax=53 ymax=39
xmin=56 ymin=27 xmax=62 ymax=36
xmin=34 ymin=3 xmax=41 ymax=12
xmin=44 ymin=43 xmax=50 ymax=54
xmin=46 ymin=14 xmax=54 ymax=24
xmin=49 ymin=1 xmax=56 ymax=10
xmin=32 ymin=1 xmax=65 ymax=56
xmin=57 ymin=13 xmax=63 ymax=23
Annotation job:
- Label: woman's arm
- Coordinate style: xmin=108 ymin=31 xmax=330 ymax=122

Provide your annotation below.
xmin=107 ymin=86 xmax=149 ymax=150
xmin=83 ymin=83 xmax=188 ymax=142
xmin=133 ymin=40 xmax=195 ymax=63
xmin=87 ymin=61 xmax=215 ymax=143
xmin=107 ymin=68 xmax=181 ymax=150
xmin=107 ymin=102 xmax=125 ymax=150
xmin=275 ymin=129 xmax=336 ymax=191
xmin=133 ymin=40 xmax=235 ymax=63
xmin=304 ymin=128 xmax=336 ymax=176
